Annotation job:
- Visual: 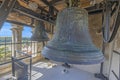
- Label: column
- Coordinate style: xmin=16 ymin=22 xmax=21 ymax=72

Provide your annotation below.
xmin=11 ymin=24 xmax=23 ymax=57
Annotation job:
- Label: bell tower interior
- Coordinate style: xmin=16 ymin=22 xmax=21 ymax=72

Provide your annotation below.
xmin=0 ymin=0 xmax=120 ymax=80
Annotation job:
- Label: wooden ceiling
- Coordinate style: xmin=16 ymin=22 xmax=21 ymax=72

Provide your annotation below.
xmin=2 ymin=0 xmax=103 ymax=27
xmin=18 ymin=0 xmax=103 ymax=11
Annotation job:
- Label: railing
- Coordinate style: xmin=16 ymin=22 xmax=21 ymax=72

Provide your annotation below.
xmin=0 ymin=37 xmax=43 ymax=65
xmin=12 ymin=51 xmax=32 ymax=80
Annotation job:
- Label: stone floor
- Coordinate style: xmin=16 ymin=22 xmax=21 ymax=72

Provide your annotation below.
xmin=0 ymin=61 xmax=101 ymax=80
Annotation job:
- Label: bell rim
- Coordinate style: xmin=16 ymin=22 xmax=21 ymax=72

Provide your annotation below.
xmin=42 ymin=46 xmax=105 ymax=65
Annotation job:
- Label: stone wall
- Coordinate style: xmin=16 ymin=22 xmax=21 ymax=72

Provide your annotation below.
xmin=88 ymin=13 xmax=120 ymax=80
xmin=89 ymin=13 xmax=102 ymax=48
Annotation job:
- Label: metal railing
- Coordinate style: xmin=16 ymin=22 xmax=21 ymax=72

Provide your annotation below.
xmin=12 ymin=50 xmax=32 ymax=80
xmin=0 ymin=37 xmax=43 ymax=65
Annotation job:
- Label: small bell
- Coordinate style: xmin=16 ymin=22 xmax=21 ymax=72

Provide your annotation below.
xmin=42 ymin=7 xmax=104 ymax=64
xmin=31 ymin=21 xmax=49 ymax=42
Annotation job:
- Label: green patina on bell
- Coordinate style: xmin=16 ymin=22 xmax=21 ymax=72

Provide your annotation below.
xmin=31 ymin=21 xmax=49 ymax=42
xmin=42 ymin=7 xmax=104 ymax=64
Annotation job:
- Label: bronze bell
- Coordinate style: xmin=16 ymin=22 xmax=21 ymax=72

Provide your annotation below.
xmin=31 ymin=21 xmax=49 ymax=42
xmin=42 ymin=7 xmax=104 ymax=64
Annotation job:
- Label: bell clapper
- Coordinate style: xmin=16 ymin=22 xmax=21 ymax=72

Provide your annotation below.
xmin=62 ymin=63 xmax=71 ymax=74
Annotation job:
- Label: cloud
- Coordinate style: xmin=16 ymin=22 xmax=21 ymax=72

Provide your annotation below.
xmin=22 ymin=27 xmax=32 ymax=37
xmin=0 ymin=22 xmax=12 ymax=36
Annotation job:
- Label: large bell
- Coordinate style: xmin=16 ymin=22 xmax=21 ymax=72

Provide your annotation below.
xmin=31 ymin=21 xmax=49 ymax=42
xmin=42 ymin=7 xmax=104 ymax=64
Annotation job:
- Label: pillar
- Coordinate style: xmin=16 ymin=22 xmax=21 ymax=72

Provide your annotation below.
xmin=11 ymin=24 xmax=23 ymax=57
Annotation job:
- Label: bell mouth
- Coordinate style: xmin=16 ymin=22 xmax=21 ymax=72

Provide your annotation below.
xmin=42 ymin=46 xmax=105 ymax=65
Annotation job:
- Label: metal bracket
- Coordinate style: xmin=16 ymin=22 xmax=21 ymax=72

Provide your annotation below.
xmin=0 ymin=0 xmax=17 ymax=30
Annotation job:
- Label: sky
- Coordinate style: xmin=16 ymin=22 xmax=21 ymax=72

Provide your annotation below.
xmin=0 ymin=22 xmax=32 ymax=37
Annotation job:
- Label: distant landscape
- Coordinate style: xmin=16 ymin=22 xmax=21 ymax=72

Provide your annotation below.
xmin=0 ymin=37 xmax=31 ymax=64
xmin=0 ymin=22 xmax=32 ymax=64
xmin=0 ymin=37 xmax=30 ymax=43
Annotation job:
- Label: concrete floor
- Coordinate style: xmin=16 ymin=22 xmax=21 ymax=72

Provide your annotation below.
xmin=0 ymin=61 xmax=101 ymax=80
xmin=31 ymin=61 xmax=101 ymax=80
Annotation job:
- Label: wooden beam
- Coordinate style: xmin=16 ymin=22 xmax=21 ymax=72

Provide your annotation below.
xmin=49 ymin=0 xmax=62 ymax=5
xmin=6 ymin=20 xmax=34 ymax=27
xmin=13 ymin=2 xmax=55 ymax=24
xmin=41 ymin=0 xmax=59 ymax=12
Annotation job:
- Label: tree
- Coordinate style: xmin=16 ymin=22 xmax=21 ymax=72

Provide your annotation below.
xmin=0 ymin=46 xmax=11 ymax=62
